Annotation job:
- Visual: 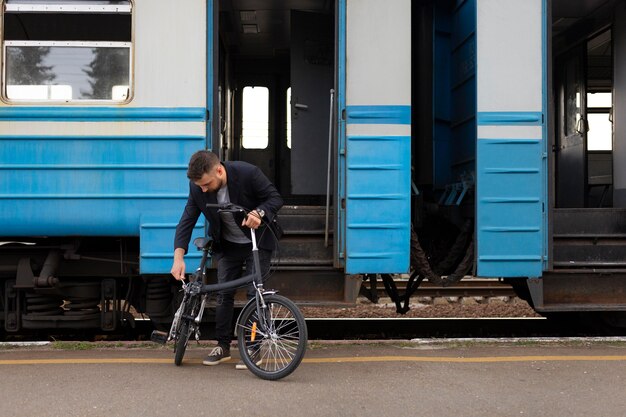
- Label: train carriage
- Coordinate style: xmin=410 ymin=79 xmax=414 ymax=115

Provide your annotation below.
xmin=1 ymin=0 xmax=625 ymax=333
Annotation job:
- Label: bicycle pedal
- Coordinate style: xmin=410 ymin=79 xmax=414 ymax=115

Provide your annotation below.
xmin=150 ymin=330 xmax=168 ymax=344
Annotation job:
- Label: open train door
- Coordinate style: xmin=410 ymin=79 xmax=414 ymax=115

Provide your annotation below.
xmin=475 ymin=0 xmax=547 ymax=277
xmin=555 ymin=45 xmax=588 ymax=208
xmin=339 ymin=0 xmax=412 ymax=274
xmin=290 ymin=10 xmax=334 ymax=195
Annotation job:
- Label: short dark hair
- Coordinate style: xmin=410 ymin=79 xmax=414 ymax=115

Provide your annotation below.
xmin=187 ymin=150 xmax=220 ymax=180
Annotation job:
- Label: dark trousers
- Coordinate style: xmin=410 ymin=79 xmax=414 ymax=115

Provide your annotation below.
xmin=214 ymin=241 xmax=272 ymax=348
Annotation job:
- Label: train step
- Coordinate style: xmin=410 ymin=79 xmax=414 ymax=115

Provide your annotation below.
xmin=277 ymin=205 xmax=334 ymax=235
xmin=553 ymin=208 xmax=626 ymax=268
xmin=273 ymin=205 xmax=334 ymax=267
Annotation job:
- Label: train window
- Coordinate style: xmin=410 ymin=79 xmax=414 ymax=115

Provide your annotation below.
xmin=241 ymin=86 xmax=269 ymax=149
xmin=286 ymin=87 xmax=292 ymax=149
xmin=587 ymin=92 xmax=612 ymax=151
xmin=1 ymin=0 xmax=132 ymax=102
xmin=587 ymin=92 xmax=612 ymax=108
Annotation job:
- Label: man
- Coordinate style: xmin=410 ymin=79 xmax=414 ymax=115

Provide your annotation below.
xmin=171 ymin=150 xmax=283 ymax=369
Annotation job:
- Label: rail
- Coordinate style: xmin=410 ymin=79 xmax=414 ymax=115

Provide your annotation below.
xmin=373 ymin=278 xmax=516 ymax=299
xmin=359 ymin=275 xmax=517 ymax=314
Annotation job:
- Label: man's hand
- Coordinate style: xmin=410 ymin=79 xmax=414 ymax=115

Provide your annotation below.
xmin=171 ymin=248 xmax=186 ymax=281
xmin=242 ymin=210 xmax=262 ymax=229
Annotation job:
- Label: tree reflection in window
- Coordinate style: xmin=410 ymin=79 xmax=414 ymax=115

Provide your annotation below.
xmin=6 ymin=46 xmax=55 ymax=85
xmin=82 ymin=48 xmax=130 ymax=100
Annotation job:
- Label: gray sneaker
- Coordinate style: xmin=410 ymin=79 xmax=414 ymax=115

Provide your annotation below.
xmin=202 ymin=346 xmax=231 ymax=366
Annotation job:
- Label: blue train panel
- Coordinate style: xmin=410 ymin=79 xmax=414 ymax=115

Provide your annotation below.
xmin=477 ymin=135 xmax=544 ymax=276
xmin=340 ymin=0 xmax=412 ymax=274
xmin=0 ymin=131 xmax=203 ymax=236
xmin=0 ymin=108 xmax=210 ymax=275
xmin=140 ymin=216 xmax=204 ymax=274
xmin=475 ymin=0 xmax=547 ymax=277
xmin=345 ymin=129 xmax=411 ymax=274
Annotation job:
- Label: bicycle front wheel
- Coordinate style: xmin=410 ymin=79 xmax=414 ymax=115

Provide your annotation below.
xmin=174 ymin=319 xmax=191 ymax=366
xmin=237 ymin=294 xmax=307 ymax=380
xmin=173 ymin=296 xmax=198 ymax=366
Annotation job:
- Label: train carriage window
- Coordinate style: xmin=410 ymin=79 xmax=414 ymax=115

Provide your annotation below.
xmin=587 ymin=92 xmax=612 ymax=151
xmin=241 ymin=86 xmax=269 ymax=149
xmin=1 ymin=0 xmax=132 ymax=102
xmin=286 ymin=87 xmax=292 ymax=149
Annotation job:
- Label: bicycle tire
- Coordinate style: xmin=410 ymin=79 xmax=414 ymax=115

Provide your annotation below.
xmin=173 ymin=295 xmax=198 ymax=366
xmin=237 ymin=294 xmax=307 ymax=380
xmin=174 ymin=319 xmax=191 ymax=366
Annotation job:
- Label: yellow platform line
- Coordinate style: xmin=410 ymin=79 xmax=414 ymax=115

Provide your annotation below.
xmin=2 ymin=355 xmax=626 ymax=366
xmin=303 ymin=355 xmax=626 ymax=363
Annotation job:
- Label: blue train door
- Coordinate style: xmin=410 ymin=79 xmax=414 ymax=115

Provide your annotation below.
xmin=475 ymin=0 xmax=547 ymax=277
xmin=338 ymin=0 xmax=412 ymax=274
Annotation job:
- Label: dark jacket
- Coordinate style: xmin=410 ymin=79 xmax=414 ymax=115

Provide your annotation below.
xmin=174 ymin=161 xmax=283 ymax=253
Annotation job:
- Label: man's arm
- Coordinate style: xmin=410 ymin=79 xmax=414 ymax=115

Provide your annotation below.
xmin=250 ymin=166 xmax=283 ymax=220
xmin=171 ymin=183 xmax=202 ymax=280
xmin=241 ymin=166 xmax=283 ymax=230
xmin=171 ymin=248 xmax=187 ymax=281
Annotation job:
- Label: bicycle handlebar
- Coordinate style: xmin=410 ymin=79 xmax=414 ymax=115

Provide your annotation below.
xmin=205 ymin=203 xmax=246 ymax=212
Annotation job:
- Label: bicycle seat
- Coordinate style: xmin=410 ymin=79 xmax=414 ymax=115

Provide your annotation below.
xmin=193 ymin=237 xmax=213 ymax=250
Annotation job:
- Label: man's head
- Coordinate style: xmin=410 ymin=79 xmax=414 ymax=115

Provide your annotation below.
xmin=187 ymin=151 xmax=226 ymax=193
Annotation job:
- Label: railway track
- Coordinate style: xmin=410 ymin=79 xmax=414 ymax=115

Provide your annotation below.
xmin=8 ymin=315 xmax=608 ymax=342
xmin=9 ymin=279 xmax=621 ymax=342
xmin=362 ymin=277 xmax=517 ymax=300
xmin=305 ymin=317 xmax=568 ymax=339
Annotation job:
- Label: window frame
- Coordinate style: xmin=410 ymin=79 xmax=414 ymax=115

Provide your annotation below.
xmin=0 ymin=0 xmax=134 ymax=105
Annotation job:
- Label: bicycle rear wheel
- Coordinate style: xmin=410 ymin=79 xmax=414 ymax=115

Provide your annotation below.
xmin=237 ymin=294 xmax=307 ymax=380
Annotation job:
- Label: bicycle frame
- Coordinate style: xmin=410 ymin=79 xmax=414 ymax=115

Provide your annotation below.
xmin=165 ymin=211 xmax=270 ymax=343
xmin=151 ymin=202 xmax=307 ymax=379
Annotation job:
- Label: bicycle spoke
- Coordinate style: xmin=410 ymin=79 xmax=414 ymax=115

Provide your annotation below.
xmin=237 ymin=322 xmax=269 ymax=339
xmin=237 ymin=296 xmax=306 ymax=379
xmin=255 ymin=303 xmax=299 ymax=371
xmin=273 ymin=342 xmax=294 ymax=367
xmin=272 ymin=317 xmax=295 ymax=333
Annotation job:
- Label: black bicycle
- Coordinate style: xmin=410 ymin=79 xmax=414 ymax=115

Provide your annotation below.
xmin=151 ymin=203 xmax=307 ymax=380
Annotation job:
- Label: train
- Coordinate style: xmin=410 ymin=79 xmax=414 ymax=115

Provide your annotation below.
xmin=1 ymin=0 xmax=626 ymax=334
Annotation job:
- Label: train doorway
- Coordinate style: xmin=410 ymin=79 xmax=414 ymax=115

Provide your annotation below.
xmin=551 ymin=0 xmax=626 ymax=269
xmin=215 ymin=0 xmax=335 ymax=205
xmin=554 ymin=30 xmax=613 ymax=209
xmin=213 ymin=0 xmax=345 ymax=293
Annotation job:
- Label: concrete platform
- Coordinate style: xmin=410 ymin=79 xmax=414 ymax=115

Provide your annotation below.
xmin=1 ymin=339 xmax=626 ymax=417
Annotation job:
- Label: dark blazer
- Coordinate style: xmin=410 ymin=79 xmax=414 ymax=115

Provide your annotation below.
xmin=174 ymin=161 xmax=283 ymax=253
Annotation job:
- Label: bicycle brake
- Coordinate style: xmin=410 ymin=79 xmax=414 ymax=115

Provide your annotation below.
xmin=189 ymin=280 xmax=203 ymax=296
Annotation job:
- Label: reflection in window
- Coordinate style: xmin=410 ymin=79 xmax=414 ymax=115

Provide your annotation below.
xmin=242 ymin=86 xmax=269 ymax=149
xmin=6 ymin=44 xmax=130 ymax=100
xmin=286 ymin=87 xmax=292 ymax=149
